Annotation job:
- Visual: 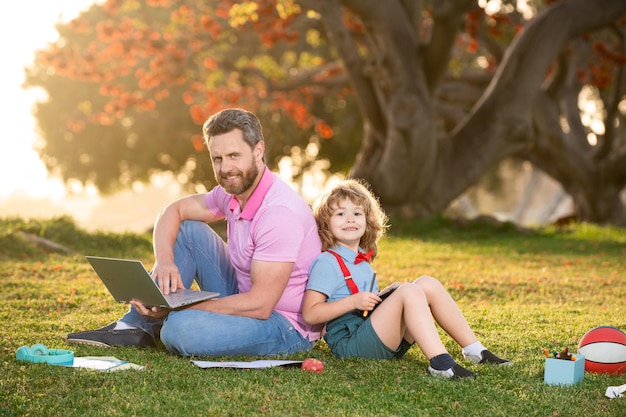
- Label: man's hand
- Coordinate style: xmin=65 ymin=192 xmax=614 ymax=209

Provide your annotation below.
xmin=152 ymin=261 xmax=184 ymax=294
xmin=130 ymin=299 xmax=170 ymax=320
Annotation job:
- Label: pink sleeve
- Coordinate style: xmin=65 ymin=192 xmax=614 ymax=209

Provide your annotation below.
xmin=204 ymin=186 xmax=229 ymax=218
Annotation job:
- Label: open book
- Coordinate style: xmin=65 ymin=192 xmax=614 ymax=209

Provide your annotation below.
xmin=370 ymin=282 xmax=401 ymax=313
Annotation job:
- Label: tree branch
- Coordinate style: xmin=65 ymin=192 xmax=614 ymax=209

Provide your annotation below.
xmin=422 ymin=0 xmax=474 ymax=89
xmin=559 ymin=40 xmax=595 ymax=154
xmin=531 ymin=90 xmax=594 ymax=187
xmin=604 ymin=148 xmax=626 ymax=184
xmin=596 ymin=23 xmax=626 ymax=160
xmin=431 ymin=0 xmax=626 ymax=207
xmin=298 ymin=0 xmax=386 ymax=133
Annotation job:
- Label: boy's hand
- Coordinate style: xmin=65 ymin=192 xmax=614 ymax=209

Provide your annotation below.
xmin=352 ymin=292 xmax=381 ymax=315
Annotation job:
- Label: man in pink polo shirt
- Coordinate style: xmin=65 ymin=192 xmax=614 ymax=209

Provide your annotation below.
xmin=68 ymin=108 xmax=323 ymax=356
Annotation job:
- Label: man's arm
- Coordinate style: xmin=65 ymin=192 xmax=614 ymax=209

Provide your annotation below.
xmin=188 ymin=259 xmax=293 ymax=319
xmin=152 ymin=194 xmax=221 ymax=294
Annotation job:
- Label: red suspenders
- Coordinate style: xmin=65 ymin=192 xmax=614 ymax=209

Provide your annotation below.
xmin=326 ymin=250 xmax=359 ymax=294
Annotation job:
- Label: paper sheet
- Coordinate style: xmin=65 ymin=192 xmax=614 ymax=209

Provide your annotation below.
xmin=605 ymin=383 xmax=626 ymax=399
xmin=69 ymin=356 xmax=145 ymax=371
xmin=192 ymin=359 xmax=302 ymax=369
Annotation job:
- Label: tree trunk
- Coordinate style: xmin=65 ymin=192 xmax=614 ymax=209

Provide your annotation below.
xmin=309 ymin=0 xmax=626 ymax=224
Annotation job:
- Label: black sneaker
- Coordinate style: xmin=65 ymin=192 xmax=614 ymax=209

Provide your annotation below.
xmin=428 ymin=364 xmax=477 ymax=379
xmin=67 ymin=322 xmax=155 ymax=348
xmin=465 ymin=349 xmax=512 ymax=366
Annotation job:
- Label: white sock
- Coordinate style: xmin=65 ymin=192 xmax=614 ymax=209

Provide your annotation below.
xmin=113 ymin=321 xmax=137 ymax=330
xmin=462 ymin=341 xmax=487 ymax=358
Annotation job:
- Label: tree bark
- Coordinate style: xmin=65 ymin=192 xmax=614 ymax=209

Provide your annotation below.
xmin=307 ymin=0 xmax=626 ymax=224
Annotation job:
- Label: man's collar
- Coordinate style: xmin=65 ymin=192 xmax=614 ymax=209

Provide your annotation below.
xmin=228 ymin=167 xmax=273 ymax=219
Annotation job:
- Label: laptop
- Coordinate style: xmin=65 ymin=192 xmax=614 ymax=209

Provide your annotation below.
xmin=85 ymin=256 xmax=219 ymax=308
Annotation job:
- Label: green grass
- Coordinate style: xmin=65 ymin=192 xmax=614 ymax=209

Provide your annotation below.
xmin=1 ymin=215 xmax=625 ymax=416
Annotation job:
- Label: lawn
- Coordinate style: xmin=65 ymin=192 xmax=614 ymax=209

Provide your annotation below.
xmin=1 ymin=216 xmax=625 ymax=416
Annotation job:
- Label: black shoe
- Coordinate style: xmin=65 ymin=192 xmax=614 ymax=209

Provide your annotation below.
xmin=67 ymin=322 xmax=155 ymax=348
xmin=428 ymin=364 xmax=478 ymax=379
xmin=469 ymin=349 xmax=512 ymax=366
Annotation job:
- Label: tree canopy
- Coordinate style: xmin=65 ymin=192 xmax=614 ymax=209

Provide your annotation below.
xmin=25 ymin=0 xmax=626 ymax=225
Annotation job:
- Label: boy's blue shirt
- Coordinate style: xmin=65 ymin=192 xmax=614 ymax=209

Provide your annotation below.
xmin=307 ymin=245 xmax=378 ymax=302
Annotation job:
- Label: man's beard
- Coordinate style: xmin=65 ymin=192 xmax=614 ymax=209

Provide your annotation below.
xmin=217 ymin=161 xmax=259 ymax=195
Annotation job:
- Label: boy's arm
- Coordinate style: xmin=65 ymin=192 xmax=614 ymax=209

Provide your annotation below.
xmin=302 ymin=289 xmax=380 ymax=325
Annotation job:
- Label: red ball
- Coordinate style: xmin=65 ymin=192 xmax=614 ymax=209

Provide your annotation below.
xmin=578 ymin=326 xmax=626 ymax=374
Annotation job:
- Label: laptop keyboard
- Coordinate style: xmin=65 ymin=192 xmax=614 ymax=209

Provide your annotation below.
xmin=165 ymin=291 xmax=190 ymax=305
xmin=165 ymin=289 xmax=210 ymax=306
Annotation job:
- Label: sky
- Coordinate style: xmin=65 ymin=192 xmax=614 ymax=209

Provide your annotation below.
xmin=0 ymin=1 xmax=183 ymax=232
xmin=0 ymin=1 xmax=95 ymax=198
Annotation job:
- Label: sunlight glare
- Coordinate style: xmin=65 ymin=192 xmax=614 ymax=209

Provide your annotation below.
xmin=478 ymin=0 xmax=502 ymax=16
xmin=578 ymin=85 xmax=606 ymax=146
xmin=476 ymin=56 xmax=490 ymax=69
xmin=0 ymin=1 xmax=100 ymax=199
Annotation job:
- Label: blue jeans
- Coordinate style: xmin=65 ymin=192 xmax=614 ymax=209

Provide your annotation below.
xmin=121 ymin=220 xmax=313 ymax=357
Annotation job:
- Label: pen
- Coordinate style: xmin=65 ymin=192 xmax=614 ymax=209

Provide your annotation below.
xmin=362 ymin=273 xmax=377 ymax=318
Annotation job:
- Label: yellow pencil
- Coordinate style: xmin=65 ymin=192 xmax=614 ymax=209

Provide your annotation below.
xmin=362 ymin=273 xmax=377 ymax=318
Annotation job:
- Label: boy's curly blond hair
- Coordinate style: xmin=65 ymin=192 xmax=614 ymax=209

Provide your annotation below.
xmin=312 ymin=179 xmax=388 ymax=260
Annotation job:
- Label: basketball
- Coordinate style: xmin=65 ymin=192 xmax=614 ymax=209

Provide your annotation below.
xmin=577 ymin=326 xmax=626 ymax=374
